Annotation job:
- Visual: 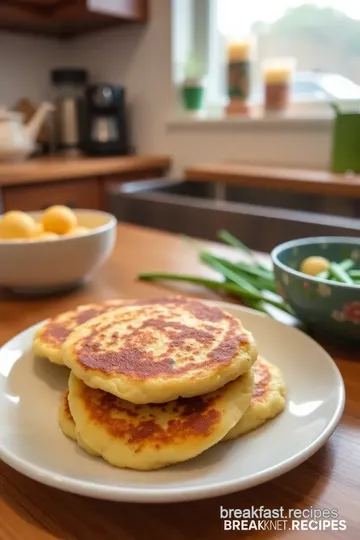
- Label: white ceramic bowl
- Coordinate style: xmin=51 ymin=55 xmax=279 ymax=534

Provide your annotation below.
xmin=0 ymin=210 xmax=117 ymax=294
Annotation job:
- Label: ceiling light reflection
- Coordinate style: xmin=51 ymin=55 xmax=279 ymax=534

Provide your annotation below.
xmin=289 ymin=400 xmax=323 ymax=417
xmin=0 ymin=349 xmax=23 ymax=377
xmin=5 ymin=395 xmax=20 ymax=404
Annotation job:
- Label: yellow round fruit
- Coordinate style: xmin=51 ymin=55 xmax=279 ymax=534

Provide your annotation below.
xmin=300 ymin=256 xmax=330 ymax=276
xmin=31 ymin=222 xmax=44 ymax=238
xmin=0 ymin=211 xmax=36 ymax=239
xmin=66 ymin=226 xmax=90 ymax=236
xmin=42 ymin=206 xmax=77 ymax=235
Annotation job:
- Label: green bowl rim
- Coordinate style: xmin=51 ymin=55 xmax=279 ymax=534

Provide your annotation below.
xmin=271 ymin=236 xmax=360 ymax=290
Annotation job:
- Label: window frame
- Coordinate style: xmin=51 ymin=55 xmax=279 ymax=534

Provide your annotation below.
xmin=172 ymin=0 xmax=349 ymax=120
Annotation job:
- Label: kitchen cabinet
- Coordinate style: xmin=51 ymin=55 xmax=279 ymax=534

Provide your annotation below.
xmin=2 ymin=178 xmax=102 ymax=212
xmin=0 ymin=0 xmax=148 ymax=37
xmin=0 ymin=155 xmax=171 ymax=212
xmin=185 ymin=163 xmax=360 ymax=199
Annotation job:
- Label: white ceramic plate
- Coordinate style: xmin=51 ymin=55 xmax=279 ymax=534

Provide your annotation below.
xmin=0 ymin=303 xmax=345 ymax=503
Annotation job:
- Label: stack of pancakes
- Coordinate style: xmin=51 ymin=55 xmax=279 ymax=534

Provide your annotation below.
xmin=33 ymin=297 xmax=286 ymax=470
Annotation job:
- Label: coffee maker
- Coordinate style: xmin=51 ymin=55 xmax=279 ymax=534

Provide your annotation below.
xmin=81 ymin=84 xmax=129 ymax=156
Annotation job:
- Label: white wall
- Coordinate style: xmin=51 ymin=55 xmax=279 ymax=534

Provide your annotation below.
xmin=0 ymin=32 xmax=63 ymax=106
xmin=166 ymin=121 xmax=332 ymax=176
xmin=0 ymin=1 xmax=333 ymax=175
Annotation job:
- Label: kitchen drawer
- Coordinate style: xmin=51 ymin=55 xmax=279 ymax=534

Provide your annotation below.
xmin=2 ymin=178 xmax=101 ymax=212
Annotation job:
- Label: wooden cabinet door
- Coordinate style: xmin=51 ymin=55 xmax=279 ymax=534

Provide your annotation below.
xmin=0 ymin=0 xmax=77 ymax=34
xmin=0 ymin=0 xmax=76 ymax=14
xmin=0 ymin=0 xmax=147 ymax=35
xmin=2 ymin=178 xmax=102 ymax=212
xmin=12 ymin=1 xmax=66 ymax=5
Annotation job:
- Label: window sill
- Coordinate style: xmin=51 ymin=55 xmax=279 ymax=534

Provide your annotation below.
xmin=167 ymin=111 xmax=333 ymax=130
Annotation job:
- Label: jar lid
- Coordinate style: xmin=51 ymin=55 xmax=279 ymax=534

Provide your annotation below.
xmin=51 ymin=68 xmax=88 ymax=85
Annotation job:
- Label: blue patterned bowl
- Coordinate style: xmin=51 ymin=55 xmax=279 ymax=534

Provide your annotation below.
xmin=271 ymin=237 xmax=360 ymax=340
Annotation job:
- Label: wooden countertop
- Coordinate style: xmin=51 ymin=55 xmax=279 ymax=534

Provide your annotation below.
xmin=0 ymin=155 xmax=171 ymax=186
xmin=1 ymin=224 xmax=359 ymax=540
xmin=186 ymin=163 xmax=360 ymax=198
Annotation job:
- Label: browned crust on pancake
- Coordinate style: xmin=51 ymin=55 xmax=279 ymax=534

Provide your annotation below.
xmin=252 ymin=357 xmax=272 ymax=403
xmin=63 ymin=391 xmax=73 ymax=422
xmin=74 ymin=297 xmax=250 ymax=380
xmin=79 ymin=382 xmax=222 ymax=452
xmin=40 ymin=300 xmax=127 ymax=346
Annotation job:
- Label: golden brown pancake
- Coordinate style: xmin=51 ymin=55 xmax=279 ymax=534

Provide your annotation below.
xmin=59 ymin=391 xmax=77 ymax=440
xmin=223 ymin=357 xmax=286 ymax=441
xmin=33 ymin=299 xmax=129 ymax=365
xmin=63 ymin=297 xmax=258 ymax=404
xmin=68 ymin=369 xmax=254 ymax=470
xmin=58 ymin=391 xmax=99 ymax=456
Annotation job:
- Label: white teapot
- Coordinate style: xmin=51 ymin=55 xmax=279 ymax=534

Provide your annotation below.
xmin=0 ymin=102 xmax=54 ymax=162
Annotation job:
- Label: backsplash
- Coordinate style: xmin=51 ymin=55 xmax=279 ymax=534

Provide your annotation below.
xmin=0 ymin=32 xmax=63 ymax=106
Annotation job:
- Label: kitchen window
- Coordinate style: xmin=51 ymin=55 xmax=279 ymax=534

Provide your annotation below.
xmin=172 ymin=0 xmax=360 ymax=119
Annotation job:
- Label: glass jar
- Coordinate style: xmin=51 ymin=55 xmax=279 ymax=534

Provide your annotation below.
xmin=262 ymin=58 xmax=295 ymax=112
xmin=51 ymin=68 xmax=88 ymax=152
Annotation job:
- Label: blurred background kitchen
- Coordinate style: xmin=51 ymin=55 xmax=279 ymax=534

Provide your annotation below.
xmin=1 ymin=0 xmax=360 ymax=252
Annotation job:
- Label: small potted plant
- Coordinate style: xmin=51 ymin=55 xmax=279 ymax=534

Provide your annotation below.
xmin=180 ymin=53 xmax=206 ymax=114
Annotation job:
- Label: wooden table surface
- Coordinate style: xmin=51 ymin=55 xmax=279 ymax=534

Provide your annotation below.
xmin=186 ymin=163 xmax=360 ymax=198
xmin=0 ymin=155 xmax=171 ymax=186
xmin=1 ymin=224 xmax=359 ymax=540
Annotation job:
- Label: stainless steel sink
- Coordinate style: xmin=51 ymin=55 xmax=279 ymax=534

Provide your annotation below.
xmin=108 ymin=179 xmax=360 ymax=252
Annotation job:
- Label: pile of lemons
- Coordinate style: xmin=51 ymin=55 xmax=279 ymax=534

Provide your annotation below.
xmin=0 ymin=206 xmax=90 ymax=241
